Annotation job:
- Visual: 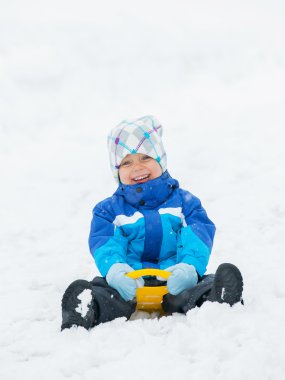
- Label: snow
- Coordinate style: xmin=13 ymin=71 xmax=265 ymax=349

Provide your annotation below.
xmin=75 ymin=290 xmax=92 ymax=318
xmin=1 ymin=0 xmax=285 ymax=379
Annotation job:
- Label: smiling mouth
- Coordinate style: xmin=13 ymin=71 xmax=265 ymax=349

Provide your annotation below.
xmin=132 ymin=174 xmax=150 ymax=183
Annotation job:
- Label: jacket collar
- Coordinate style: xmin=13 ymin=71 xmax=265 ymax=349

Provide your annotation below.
xmin=114 ymin=171 xmax=179 ymax=209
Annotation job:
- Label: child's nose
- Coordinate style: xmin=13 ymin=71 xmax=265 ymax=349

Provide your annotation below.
xmin=132 ymin=164 xmax=145 ymax=174
xmin=133 ymin=161 xmax=144 ymax=169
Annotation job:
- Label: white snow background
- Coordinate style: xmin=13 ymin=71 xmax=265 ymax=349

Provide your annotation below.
xmin=1 ymin=1 xmax=285 ymax=379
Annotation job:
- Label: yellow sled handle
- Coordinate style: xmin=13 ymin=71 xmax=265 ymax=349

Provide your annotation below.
xmin=126 ymin=269 xmax=171 ymax=313
xmin=126 ymin=268 xmax=171 ymax=280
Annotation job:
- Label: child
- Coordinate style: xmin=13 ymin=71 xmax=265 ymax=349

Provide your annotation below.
xmin=61 ymin=115 xmax=243 ymax=330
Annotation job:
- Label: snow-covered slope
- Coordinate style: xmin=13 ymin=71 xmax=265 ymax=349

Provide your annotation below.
xmin=1 ymin=1 xmax=285 ymax=379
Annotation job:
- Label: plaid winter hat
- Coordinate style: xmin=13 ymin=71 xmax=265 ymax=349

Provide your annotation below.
xmin=107 ymin=115 xmax=167 ymax=183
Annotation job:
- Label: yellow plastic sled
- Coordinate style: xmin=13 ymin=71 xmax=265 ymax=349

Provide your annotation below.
xmin=126 ymin=269 xmax=170 ymax=313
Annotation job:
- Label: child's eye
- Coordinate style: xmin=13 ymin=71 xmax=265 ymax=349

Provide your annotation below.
xmin=121 ymin=160 xmax=131 ymax=167
xmin=142 ymin=155 xmax=151 ymax=161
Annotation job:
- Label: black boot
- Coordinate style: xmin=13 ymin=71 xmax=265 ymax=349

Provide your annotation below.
xmin=61 ymin=280 xmax=98 ymax=330
xmin=208 ymin=263 xmax=243 ymax=306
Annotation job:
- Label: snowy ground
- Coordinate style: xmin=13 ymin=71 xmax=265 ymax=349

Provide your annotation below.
xmin=1 ymin=1 xmax=285 ymax=379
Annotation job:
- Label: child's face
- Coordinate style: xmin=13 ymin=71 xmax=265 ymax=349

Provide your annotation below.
xmin=119 ymin=153 xmax=163 ymax=185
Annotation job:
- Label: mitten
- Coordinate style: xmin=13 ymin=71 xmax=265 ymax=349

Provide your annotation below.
xmin=106 ymin=263 xmax=144 ymax=301
xmin=166 ymin=263 xmax=198 ymax=295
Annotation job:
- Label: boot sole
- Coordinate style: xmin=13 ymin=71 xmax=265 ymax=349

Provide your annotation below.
xmin=61 ymin=280 xmax=95 ymax=330
xmin=210 ymin=263 xmax=244 ymax=306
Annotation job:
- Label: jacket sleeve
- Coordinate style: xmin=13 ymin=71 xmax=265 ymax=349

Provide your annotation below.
xmin=177 ymin=189 xmax=216 ymax=276
xmin=88 ymin=200 xmax=128 ymax=277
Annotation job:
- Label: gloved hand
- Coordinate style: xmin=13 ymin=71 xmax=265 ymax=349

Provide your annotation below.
xmin=106 ymin=263 xmax=144 ymax=302
xmin=166 ymin=263 xmax=198 ymax=295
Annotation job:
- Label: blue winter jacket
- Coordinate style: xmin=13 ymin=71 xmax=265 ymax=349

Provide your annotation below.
xmin=88 ymin=171 xmax=215 ymax=277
